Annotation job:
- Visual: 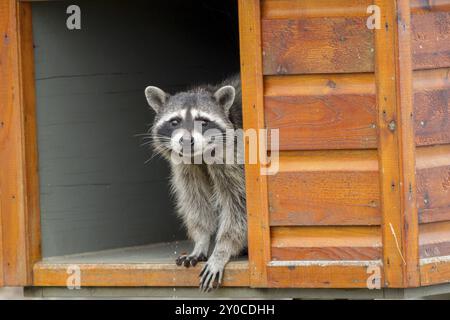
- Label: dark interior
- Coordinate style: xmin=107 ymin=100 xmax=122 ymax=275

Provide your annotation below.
xmin=32 ymin=0 xmax=240 ymax=257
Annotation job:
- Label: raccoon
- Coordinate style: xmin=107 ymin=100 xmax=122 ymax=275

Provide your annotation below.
xmin=144 ymin=74 xmax=247 ymax=291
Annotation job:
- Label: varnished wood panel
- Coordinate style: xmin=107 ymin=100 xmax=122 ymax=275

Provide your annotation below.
xmin=414 ymin=68 xmax=450 ymax=146
xmin=261 ymin=0 xmax=450 ymax=19
xmin=420 ymin=258 xmax=450 ymax=286
xmin=419 ymin=221 xmax=450 ymax=258
xmin=33 ymin=261 xmax=249 ymax=287
xmin=267 ymin=263 xmax=383 ymax=288
xmin=262 ymin=5 xmax=448 ymax=75
xmin=264 ymin=74 xmax=377 ymax=150
xmin=374 ymin=0 xmax=419 ymax=287
xmin=264 ymin=69 xmax=449 ymax=150
xmin=271 ymin=226 xmax=382 ymax=261
xmin=238 ymin=0 xmax=270 ymax=287
xmin=19 ymin=1 xmax=42 ymax=283
xmin=268 ymin=150 xmax=381 ymax=226
xmin=262 ymin=0 xmax=372 ymax=19
xmin=0 ymin=0 xmax=40 ymax=286
xmin=412 ymin=11 xmax=450 ymax=70
xmin=411 ymin=0 xmax=450 ymax=13
xmin=417 ymin=145 xmax=450 ymax=223
xmin=262 ymin=16 xmax=374 ymax=75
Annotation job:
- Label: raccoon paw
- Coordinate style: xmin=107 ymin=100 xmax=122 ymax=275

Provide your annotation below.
xmin=199 ymin=261 xmax=224 ymax=292
xmin=175 ymin=253 xmax=207 ymax=268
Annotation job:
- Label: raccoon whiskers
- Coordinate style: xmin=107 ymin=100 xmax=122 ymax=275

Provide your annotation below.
xmin=143 ymin=73 xmax=246 ymax=291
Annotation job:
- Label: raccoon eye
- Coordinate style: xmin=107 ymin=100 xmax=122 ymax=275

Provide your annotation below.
xmin=197 ymin=119 xmax=209 ymax=127
xmin=170 ymin=119 xmax=180 ymax=127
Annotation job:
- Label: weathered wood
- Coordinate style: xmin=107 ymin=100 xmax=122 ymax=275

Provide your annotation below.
xmin=419 ymin=221 xmax=450 ymax=258
xmin=414 ymin=68 xmax=450 ymax=146
xmin=33 ymin=261 xmax=249 ymax=287
xmin=262 ymin=7 xmax=448 ymax=75
xmin=375 ymin=0 xmax=419 ymax=287
xmin=238 ymin=0 xmax=270 ymax=287
xmin=268 ymin=150 xmax=381 ymax=226
xmin=412 ymin=11 xmax=450 ymax=70
xmin=417 ymin=145 xmax=450 ymax=223
xmin=262 ymin=16 xmax=374 ymax=74
xmin=264 ymin=69 xmax=449 ymax=150
xmin=262 ymin=0 xmax=372 ymax=19
xmin=411 ymin=0 xmax=450 ymax=12
xmin=0 ymin=0 xmax=39 ymax=286
xmin=264 ymin=74 xmax=377 ymax=150
xmin=267 ymin=262 xmax=383 ymax=288
xmin=261 ymin=0 xmax=450 ymax=19
xmin=420 ymin=257 xmax=450 ymax=286
xmin=271 ymin=226 xmax=382 ymax=261
xmin=19 ymin=1 xmax=42 ymax=284
xmin=396 ymin=0 xmax=421 ymax=287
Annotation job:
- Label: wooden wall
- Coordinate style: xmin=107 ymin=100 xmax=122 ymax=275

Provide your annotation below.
xmin=241 ymin=0 xmax=450 ymax=288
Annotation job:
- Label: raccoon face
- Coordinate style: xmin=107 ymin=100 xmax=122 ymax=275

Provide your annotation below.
xmin=145 ymin=85 xmax=236 ymax=159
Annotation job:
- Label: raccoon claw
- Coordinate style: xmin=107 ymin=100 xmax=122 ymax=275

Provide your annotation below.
xmin=199 ymin=262 xmax=223 ymax=292
xmin=176 ymin=254 xmax=207 ymax=268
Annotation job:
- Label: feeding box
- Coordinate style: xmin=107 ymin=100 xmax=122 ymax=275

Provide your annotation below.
xmin=0 ymin=0 xmax=449 ymax=298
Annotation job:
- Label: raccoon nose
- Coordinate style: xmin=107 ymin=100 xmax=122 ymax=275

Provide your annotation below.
xmin=179 ymin=136 xmax=194 ymax=147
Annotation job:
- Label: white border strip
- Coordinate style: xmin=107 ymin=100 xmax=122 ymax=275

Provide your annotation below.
xmin=420 ymin=255 xmax=450 ymax=266
xmin=268 ymin=260 xmax=382 ymax=267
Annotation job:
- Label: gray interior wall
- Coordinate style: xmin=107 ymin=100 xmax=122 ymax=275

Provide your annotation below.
xmin=32 ymin=0 xmax=240 ymax=257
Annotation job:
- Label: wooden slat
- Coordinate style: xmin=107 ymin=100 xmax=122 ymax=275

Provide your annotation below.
xmin=271 ymin=226 xmax=382 ymax=261
xmin=419 ymin=221 xmax=450 ymax=258
xmin=264 ymin=68 xmax=449 ymax=150
xmin=261 ymin=0 xmax=450 ymax=19
xmin=264 ymin=74 xmax=377 ymax=150
xmin=262 ymin=8 xmax=448 ymax=75
xmin=267 ymin=262 xmax=383 ymax=288
xmin=19 ymin=1 xmax=42 ymax=285
xmin=375 ymin=0 xmax=419 ymax=287
xmin=0 ymin=0 xmax=40 ymax=286
xmin=261 ymin=0 xmax=372 ymax=19
xmin=411 ymin=0 xmax=450 ymax=12
xmin=238 ymin=0 xmax=270 ymax=288
xmin=33 ymin=261 xmax=249 ymax=287
xmin=420 ymin=257 xmax=450 ymax=286
xmin=414 ymin=68 xmax=450 ymax=146
xmin=268 ymin=150 xmax=381 ymax=226
xmin=412 ymin=11 xmax=450 ymax=70
xmin=262 ymin=16 xmax=374 ymax=75
xmin=417 ymin=144 xmax=450 ymax=223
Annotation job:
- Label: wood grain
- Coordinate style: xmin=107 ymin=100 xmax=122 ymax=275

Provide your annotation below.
xmin=419 ymin=221 xmax=450 ymax=258
xmin=261 ymin=0 xmax=450 ymax=19
xmin=19 ymin=1 xmax=42 ymax=285
xmin=420 ymin=257 xmax=450 ymax=286
xmin=261 ymin=0 xmax=372 ymax=19
xmin=268 ymin=263 xmax=383 ymax=288
xmin=262 ymin=6 xmax=448 ymax=75
xmin=417 ymin=145 xmax=450 ymax=223
xmin=412 ymin=11 xmax=450 ymax=70
xmin=238 ymin=0 xmax=270 ymax=287
xmin=264 ymin=74 xmax=377 ymax=150
xmin=411 ymin=0 xmax=450 ymax=12
xmin=271 ymin=226 xmax=382 ymax=261
xmin=262 ymin=16 xmax=374 ymax=75
xmin=33 ymin=261 xmax=249 ymax=287
xmin=414 ymin=68 xmax=450 ymax=146
xmin=0 ymin=0 xmax=39 ymax=286
xmin=264 ymin=69 xmax=449 ymax=150
xmin=374 ymin=0 xmax=419 ymax=287
xmin=268 ymin=150 xmax=381 ymax=226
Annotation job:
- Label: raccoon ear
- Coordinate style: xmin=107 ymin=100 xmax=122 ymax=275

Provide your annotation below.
xmin=145 ymin=86 xmax=168 ymax=113
xmin=214 ymin=85 xmax=235 ymax=115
